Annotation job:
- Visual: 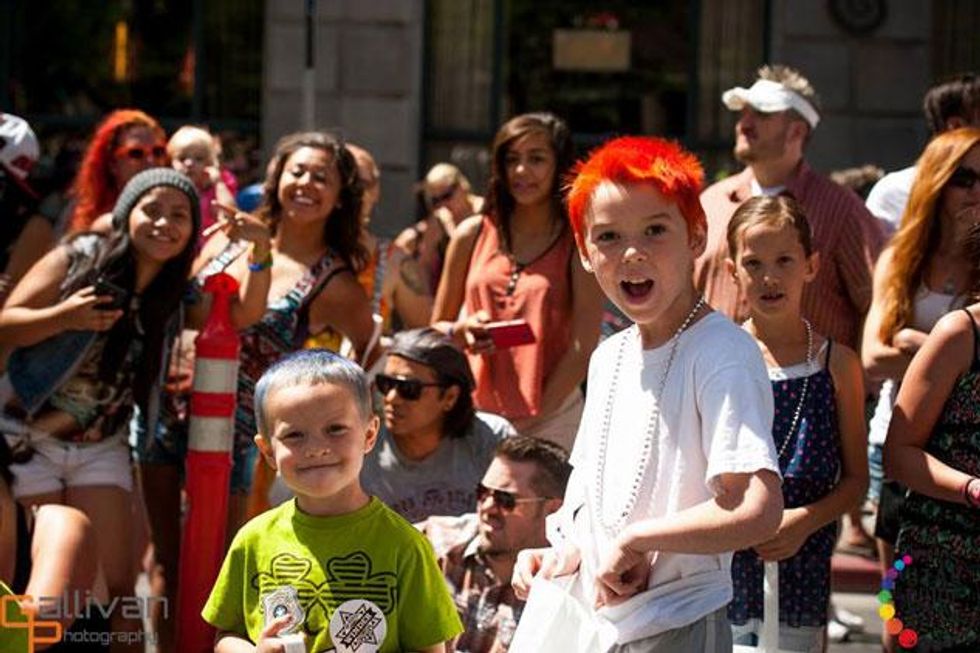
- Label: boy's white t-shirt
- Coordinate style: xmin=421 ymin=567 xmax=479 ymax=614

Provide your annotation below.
xmin=548 ymin=311 xmax=780 ymax=643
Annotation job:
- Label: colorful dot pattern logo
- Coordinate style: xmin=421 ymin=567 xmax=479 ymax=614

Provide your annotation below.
xmin=877 ymin=554 xmax=918 ymax=649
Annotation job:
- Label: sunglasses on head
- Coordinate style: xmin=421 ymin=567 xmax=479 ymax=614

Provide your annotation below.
xmin=115 ymin=143 xmax=168 ymax=163
xmin=427 ymin=182 xmax=458 ymax=207
xmin=948 ymin=166 xmax=980 ymax=190
xmin=476 ymin=482 xmax=549 ymax=511
xmin=375 ymin=373 xmax=444 ymax=401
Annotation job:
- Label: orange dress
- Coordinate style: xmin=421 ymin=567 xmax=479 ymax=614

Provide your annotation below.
xmin=464 ymin=217 xmax=573 ymax=420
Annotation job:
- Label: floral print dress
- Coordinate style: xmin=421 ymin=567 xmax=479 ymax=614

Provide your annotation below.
xmin=893 ymin=309 xmax=980 ymax=651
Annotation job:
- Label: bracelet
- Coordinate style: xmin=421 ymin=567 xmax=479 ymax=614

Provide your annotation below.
xmin=248 ymin=250 xmax=273 ymax=272
xmin=964 ymin=477 xmax=980 ymax=509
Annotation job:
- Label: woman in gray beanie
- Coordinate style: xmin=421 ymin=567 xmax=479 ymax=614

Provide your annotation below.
xmin=0 ymin=167 xmax=201 ymax=645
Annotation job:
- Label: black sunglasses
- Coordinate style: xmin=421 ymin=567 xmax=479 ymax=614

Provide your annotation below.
xmin=375 ymin=373 xmax=444 ymax=401
xmin=427 ymin=182 xmax=458 ymax=208
xmin=476 ymin=482 xmax=549 ymax=512
xmin=949 ymin=166 xmax=980 ymax=190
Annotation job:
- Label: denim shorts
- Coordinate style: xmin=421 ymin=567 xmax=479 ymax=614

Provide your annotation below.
xmin=10 ymin=434 xmax=133 ymax=497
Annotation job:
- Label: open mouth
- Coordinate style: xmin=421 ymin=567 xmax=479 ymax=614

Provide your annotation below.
xmin=620 ymin=279 xmax=654 ymax=301
xmin=760 ymin=291 xmax=784 ymax=302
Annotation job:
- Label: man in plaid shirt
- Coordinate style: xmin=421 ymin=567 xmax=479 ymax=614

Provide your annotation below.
xmin=418 ymin=436 xmax=571 ymax=652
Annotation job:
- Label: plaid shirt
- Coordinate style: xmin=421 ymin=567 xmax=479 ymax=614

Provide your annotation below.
xmin=418 ymin=515 xmax=523 ymax=653
xmin=696 ymin=162 xmax=885 ymax=349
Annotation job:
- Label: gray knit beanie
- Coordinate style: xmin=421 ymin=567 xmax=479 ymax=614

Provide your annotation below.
xmin=111 ymin=167 xmax=201 ymax=234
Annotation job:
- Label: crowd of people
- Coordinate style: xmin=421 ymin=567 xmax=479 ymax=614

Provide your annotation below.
xmin=0 ymin=63 xmax=977 ymax=653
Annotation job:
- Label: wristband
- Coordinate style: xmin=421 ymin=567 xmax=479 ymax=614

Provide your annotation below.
xmin=964 ymin=477 xmax=980 ymax=509
xmin=248 ymin=250 xmax=273 ymax=272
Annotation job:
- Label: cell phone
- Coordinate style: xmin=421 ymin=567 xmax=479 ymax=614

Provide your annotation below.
xmin=93 ymin=277 xmax=129 ymax=311
xmin=485 ymin=319 xmax=535 ymax=348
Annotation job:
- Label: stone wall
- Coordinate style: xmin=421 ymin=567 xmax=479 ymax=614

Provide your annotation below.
xmin=770 ymin=0 xmax=931 ymax=175
xmin=262 ymin=0 xmax=423 ymax=236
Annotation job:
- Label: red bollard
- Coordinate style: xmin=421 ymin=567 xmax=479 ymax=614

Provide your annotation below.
xmin=176 ymin=272 xmax=240 ymax=652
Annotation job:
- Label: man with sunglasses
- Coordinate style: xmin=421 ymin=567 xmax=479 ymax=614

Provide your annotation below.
xmin=418 ymin=435 xmax=571 ymax=653
xmin=361 ymin=328 xmax=516 ymax=522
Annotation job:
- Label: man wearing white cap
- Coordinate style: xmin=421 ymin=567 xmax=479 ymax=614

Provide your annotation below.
xmin=695 ymin=65 xmax=884 ymax=350
xmin=0 ymin=113 xmax=56 ymax=303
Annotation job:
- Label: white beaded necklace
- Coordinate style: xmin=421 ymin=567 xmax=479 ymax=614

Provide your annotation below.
xmin=593 ymin=296 xmax=705 ymax=538
xmin=777 ymin=318 xmax=813 ymax=463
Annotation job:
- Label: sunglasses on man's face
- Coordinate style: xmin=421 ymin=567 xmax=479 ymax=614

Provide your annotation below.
xmin=427 ymin=182 xmax=458 ymax=208
xmin=115 ymin=143 xmax=168 ymax=163
xmin=948 ymin=166 xmax=980 ymax=190
xmin=475 ymin=482 xmax=549 ymax=512
xmin=375 ymin=373 xmax=444 ymax=401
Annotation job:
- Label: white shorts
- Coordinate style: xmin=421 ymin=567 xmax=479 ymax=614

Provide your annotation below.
xmin=10 ymin=435 xmax=133 ymax=498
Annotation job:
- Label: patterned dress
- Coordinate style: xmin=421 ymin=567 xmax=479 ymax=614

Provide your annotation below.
xmin=729 ymin=341 xmax=840 ymax=628
xmin=893 ymin=310 xmax=980 ymax=651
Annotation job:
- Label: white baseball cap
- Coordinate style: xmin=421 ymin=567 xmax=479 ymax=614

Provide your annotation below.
xmin=0 ymin=112 xmax=40 ymax=198
xmin=722 ymin=79 xmax=820 ymax=129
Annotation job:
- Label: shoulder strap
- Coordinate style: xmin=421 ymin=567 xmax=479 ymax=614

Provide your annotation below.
xmin=962 ymin=308 xmax=980 ymax=367
xmin=824 ymin=338 xmax=833 ymax=367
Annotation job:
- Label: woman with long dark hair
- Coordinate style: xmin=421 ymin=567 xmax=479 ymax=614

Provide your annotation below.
xmin=431 ymin=113 xmax=603 ymax=450
xmin=193 ymin=131 xmax=374 ymax=528
xmin=0 ymin=168 xmax=200 ymax=651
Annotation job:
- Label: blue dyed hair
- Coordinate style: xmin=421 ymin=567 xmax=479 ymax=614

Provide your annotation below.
xmin=254 ymin=349 xmax=372 ymax=437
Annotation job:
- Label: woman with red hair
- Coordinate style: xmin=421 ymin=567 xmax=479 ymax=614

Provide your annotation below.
xmin=68 ymin=109 xmax=167 ymax=233
xmin=431 ymin=113 xmax=603 ymax=450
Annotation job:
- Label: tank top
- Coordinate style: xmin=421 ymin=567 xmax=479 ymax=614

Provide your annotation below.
xmin=868 ymin=286 xmax=964 ymax=445
xmin=463 ymin=217 xmax=573 ymax=419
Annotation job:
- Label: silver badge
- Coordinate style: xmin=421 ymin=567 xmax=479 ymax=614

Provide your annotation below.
xmin=261 ymin=585 xmax=306 ymax=635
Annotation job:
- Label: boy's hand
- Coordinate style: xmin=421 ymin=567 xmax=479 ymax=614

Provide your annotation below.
xmin=512 ymin=544 xmax=580 ymax=600
xmin=255 ymin=615 xmax=300 ymax=652
xmin=753 ymin=507 xmax=811 ymax=561
xmin=594 ymin=537 xmax=651 ymax=608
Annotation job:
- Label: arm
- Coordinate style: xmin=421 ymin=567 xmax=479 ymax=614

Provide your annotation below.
xmin=0 ymin=246 xmax=123 ymax=347
xmin=595 ymin=470 xmax=782 ymax=605
xmin=308 ymin=270 xmax=374 ymax=362
xmin=884 ymin=310 xmax=976 ymax=504
xmin=185 ymin=207 xmax=273 ymax=331
xmin=430 ymin=216 xmax=492 ymax=351
xmin=0 ymin=214 xmax=55 ymax=304
xmin=754 ymin=343 xmax=869 ymax=561
xmin=388 ymin=251 xmax=435 ymax=329
xmin=23 ymin=505 xmax=97 ymax=642
xmin=861 ymin=247 xmax=923 ymax=380
xmin=514 ymin=257 xmax=603 ymax=430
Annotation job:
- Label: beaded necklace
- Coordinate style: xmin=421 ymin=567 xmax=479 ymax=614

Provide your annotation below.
xmin=776 ymin=318 xmax=813 ymax=463
xmin=593 ymin=296 xmax=705 ymax=538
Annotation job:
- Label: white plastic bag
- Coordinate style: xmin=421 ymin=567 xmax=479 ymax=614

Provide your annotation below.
xmin=509 ymin=574 xmax=600 ymax=653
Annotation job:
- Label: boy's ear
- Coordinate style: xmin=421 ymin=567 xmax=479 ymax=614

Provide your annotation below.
xmin=804 ymin=251 xmax=820 ymax=282
xmin=363 ymin=415 xmax=381 ymax=454
xmin=254 ymin=434 xmax=277 ymax=471
xmin=578 ymin=249 xmax=595 ymax=274
xmin=689 ymin=223 xmax=707 ymax=258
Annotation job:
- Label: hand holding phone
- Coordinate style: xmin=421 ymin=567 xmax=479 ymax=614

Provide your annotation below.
xmin=93 ymin=277 xmax=129 ymax=311
xmin=484 ymin=319 xmax=535 ymax=349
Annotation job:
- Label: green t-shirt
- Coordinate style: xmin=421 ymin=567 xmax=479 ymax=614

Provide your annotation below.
xmin=202 ymin=497 xmax=463 ymax=652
